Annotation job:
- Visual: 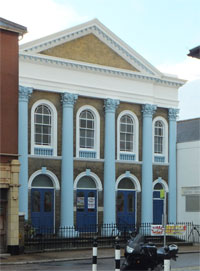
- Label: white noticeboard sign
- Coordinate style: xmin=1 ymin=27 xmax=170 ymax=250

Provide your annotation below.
xmin=88 ymin=197 xmax=95 ymax=209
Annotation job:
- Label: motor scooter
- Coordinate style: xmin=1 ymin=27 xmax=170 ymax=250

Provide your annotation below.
xmin=121 ymin=232 xmax=178 ymax=271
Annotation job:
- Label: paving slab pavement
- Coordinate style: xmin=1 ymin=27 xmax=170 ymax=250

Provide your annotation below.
xmin=0 ymin=245 xmax=199 ymax=265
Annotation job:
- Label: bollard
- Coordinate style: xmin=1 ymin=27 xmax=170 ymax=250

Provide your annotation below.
xmin=164 ymin=259 xmax=170 ymax=271
xmin=92 ymin=237 xmax=98 ymax=271
xmin=115 ymin=237 xmax=120 ymax=271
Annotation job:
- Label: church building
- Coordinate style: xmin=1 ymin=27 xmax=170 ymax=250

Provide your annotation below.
xmin=18 ymin=19 xmax=185 ymax=231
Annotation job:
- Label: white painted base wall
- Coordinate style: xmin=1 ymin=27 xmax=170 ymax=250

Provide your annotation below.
xmin=177 ymin=140 xmax=200 ymax=224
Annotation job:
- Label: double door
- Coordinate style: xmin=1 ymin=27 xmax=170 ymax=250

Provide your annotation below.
xmin=31 ymin=188 xmax=54 ymax=231
xmin=76 ymin=189 xmax=97 ymax=232
xmin=117 ymin=190 xmax=136 ymax=230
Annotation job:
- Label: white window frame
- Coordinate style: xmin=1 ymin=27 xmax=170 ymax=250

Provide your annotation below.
xmin=76 ymin=105 xmax=100 ymax=159
xmin=152 ymin=116 xmax=168 ymax=163
xmin=31 ymin=99 xmax=57 ymax=156
xmin=117 ymin=110 xmax=139 ymax=161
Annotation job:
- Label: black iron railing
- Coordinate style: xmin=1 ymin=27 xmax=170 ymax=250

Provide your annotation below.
xmin=24 ymin=222 xmax=200 ymax=252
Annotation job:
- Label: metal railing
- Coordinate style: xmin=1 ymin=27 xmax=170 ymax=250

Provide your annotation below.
xmin=24 ymin=222 xmax=200 ymax=252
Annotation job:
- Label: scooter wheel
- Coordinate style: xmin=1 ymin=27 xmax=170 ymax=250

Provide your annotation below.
xmin=120 ymin=259 xmax=130 ymax=270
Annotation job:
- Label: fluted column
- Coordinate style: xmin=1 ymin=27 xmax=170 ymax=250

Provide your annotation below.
xmin=141 ymin=104 xmax=157 ymax=224
xmin=103 ymin=99 xmax=119 ymax=225
xmin=168 ymin=108 xmax=179 ymax=223
xmin=60 ymin=92 xmax=78 ymax=228
xmin=18 ymin=85 xmax=32 ymax=219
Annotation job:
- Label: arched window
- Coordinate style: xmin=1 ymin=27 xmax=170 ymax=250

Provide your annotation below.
xmin=117 ymin=111 xmax=139 ymax=161
xmin=120 ymin=115 xmax=134 ymax=152
xmin=79 ymin=110 xmax=94 ymax=149
xmin=31 ymin=100 xmax=57 ymax=156
xmin=153 ymin=117 xmax=168 ymax=163
xmin=154 ymin=120 xmax=164 ymax=154
xmin=34 ymin=105 xmax=52 ymax=146
xmin=76 ymin=105 xmax=100 ymax=159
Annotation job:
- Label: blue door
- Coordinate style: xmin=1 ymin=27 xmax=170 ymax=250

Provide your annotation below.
xmin=31 ymin=188 xmax=54 ymax=232
xmin=117 ymin=190 xmax=136 ymax=231
xmin=76 ymin=189 xmax=97 ymax=232
xmin=153 ymin=191 xmax=164 ymax=224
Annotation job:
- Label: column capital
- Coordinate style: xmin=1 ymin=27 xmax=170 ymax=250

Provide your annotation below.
xmin=19 ymin=85 xmax=33 ymax=102
xmin=61 ymin=92 xmax=78 ymax=108
xmin=104 ymin=98 xmax=120 ymax=113
xmin=168 ymin=108 xmax=179 ymax=121
xmin=142 ymin=104 xmax=157 ymax=117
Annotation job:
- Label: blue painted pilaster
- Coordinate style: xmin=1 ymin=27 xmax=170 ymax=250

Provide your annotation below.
xmin=18 ymin=86 xmax=33 ymax=219
xmin=103 ymin=99 xmax=119 ymax=224
xmin=60 ymin=92 xmax=78 ymax=227
xmin=141 ymin=104 xmax=157 ymax=224
xmin=168 ymin=108 xmax=179 ymax=223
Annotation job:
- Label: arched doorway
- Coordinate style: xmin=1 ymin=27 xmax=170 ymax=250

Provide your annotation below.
xmin=74 ymin=172 xmax=102 ymax=232
xmin=29 ymin=170 xmax=60 ymax=231
xmin=153 ymin=179 xmax=168 ymax=224
xmin=116 ymin=173 xmax=141 ymax=230
xmin=31 ymin=174 xmax=54 ymax=230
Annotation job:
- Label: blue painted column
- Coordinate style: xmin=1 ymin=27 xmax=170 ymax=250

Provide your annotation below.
xmin=168 ymin=108 xmax=179 ymax=223
xmin=141 ymin=104 xmax=157 ymax=224
xmin=18 ymin=85 xmax=33 ymax=219
xmin=103 ymin=99 xmax=119 ymax=225
xmin=60 ymin=92 xmax=78 ymax=228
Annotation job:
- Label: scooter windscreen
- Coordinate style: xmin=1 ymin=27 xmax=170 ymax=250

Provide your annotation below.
xmin=126 ymin=233 xmax=145 ymax=253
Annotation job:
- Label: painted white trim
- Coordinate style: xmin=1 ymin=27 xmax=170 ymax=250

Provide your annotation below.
xmin=31 ymin=99 xmax=57 ymax=156
xmin=74 ymin=170 xmax=103 ymax=191
xmin=153 ymin=178 xmax=169 ymax=193
xmin=28 ymin=169 xmax=60 ymax=190
xmin=117 ymin=110 xmax=139 ymax=161
xmin=115 ymin=173 xmax=141 ymax=192
xmin=152 ymin=116 xmax=168 ymax=163
xmin=19 ymin=60 xmax=182 ymax=109
xmin=19 ymin=53 xmax=184 ymax=88
xmin=76 ymin=105 xmax=100 ymax=159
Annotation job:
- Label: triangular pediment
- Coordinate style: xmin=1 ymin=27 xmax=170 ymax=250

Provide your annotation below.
xmin=20 ymin=19 xmax=163 ymax=76
xmin=40 ymin=34 xmax=139 ymax=72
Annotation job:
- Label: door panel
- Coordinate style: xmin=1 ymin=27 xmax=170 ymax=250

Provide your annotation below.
xmin=31 ymin=188 xmax=54 ymax=232
xmin=117 ymin=190 xmax=136 ymax=230
xmin=76 ymin=189 xmax=97 ymax=232
xmin=153 ymin=191 xmax=164 ymax=224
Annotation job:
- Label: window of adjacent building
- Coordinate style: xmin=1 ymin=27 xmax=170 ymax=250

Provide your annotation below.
xmin=153 ymin=117 xmax=168 ymax=163
xmin=76 ymin=105 xmax=100 ymax=159
xmin=31 ymin=100 xmax=57 ymax=156
xmin=186 ymin=195 xmax=200 ymax=212
xmin=117 ymin=111 xmax=139 ymax=161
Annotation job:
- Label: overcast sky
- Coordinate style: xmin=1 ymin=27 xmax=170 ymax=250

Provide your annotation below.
xmin=1 ymin=0 xmax=200 ymax=120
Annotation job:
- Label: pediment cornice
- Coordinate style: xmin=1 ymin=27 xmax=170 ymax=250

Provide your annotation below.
xmin=19 ymin=19 xmax=161 ymax=76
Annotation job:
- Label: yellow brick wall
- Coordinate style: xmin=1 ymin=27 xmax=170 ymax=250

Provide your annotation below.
xmin=41 ymin=34 xmax=139 ymax=72
xmin=0 ymin=160 xmax=20 ymax=248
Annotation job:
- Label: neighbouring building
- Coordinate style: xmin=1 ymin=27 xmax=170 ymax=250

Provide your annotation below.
xmin=18 ymin=19 xmax=185 ymax=233
xmin=177 ymin=118 xmax=200 ymax=225
xmin=0 ymin=18 xmax=27 ymax=254
xmin=188 ymin=46 xmax=200 ymax=59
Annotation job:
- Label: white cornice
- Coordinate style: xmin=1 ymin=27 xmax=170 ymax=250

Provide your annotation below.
xmin=19 ymin=52 xmax=185 ymax=88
